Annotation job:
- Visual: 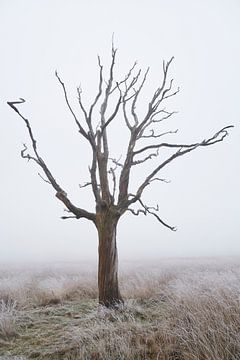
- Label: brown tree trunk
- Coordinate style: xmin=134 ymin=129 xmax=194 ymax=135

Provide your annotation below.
xmin=96 ymin=209 xmax=123 ymax=307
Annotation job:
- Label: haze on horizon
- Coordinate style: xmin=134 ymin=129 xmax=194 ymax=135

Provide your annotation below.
xmin=0 ymin=0 xmax=239 ymax=263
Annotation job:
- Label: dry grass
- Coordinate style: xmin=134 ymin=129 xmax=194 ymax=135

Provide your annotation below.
xmin=0 ymin=257 xmax=239 ymax=359
xmin=0 ymin=300 xmax=18 ymax=341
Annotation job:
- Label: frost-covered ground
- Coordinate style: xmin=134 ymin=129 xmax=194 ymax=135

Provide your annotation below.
xmin=0 ymin=257 xmax=239 ymax=359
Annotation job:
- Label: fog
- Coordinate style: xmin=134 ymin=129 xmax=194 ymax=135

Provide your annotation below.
xmin=0 ymin=0 xmax=239 ymax=262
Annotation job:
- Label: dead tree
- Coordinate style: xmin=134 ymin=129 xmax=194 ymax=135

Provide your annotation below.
xmin=8 ymin=45 xmax=233 ymax=307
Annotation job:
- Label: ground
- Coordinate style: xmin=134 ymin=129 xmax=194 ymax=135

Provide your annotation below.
xmin=0 ymin=258 xmax=239 ymax=359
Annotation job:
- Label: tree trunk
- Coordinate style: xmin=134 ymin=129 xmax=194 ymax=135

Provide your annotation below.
xmin=96 ymin=210 xmax=123 ymax=307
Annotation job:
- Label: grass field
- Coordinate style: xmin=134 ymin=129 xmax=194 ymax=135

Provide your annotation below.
xmin=0 ymin=257 xmax=239 ymax=359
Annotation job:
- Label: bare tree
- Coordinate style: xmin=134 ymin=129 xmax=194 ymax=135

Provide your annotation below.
xmin=8 ymin=45 xmax=233 ymax=307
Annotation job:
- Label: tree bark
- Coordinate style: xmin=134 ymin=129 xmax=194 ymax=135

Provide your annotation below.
xmin=96 ymin=209 xmax=123 ymax=307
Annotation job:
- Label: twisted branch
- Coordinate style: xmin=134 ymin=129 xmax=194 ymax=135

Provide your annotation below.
xmin=127 ymin=197 xmax=176 ymax=231
xmin=7 ymin=99 xmax=96 ymax=223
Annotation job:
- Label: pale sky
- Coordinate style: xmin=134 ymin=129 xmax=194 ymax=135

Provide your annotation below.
xmin=0 ymin=0 xmax=239 ymax=262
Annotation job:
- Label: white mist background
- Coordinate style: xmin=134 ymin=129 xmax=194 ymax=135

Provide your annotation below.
xmin=0 ymin=0 xmax=239 ymax=262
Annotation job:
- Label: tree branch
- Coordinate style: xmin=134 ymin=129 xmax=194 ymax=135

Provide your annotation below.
xmin=7 ymin=99 xmax=96 ymax=223
xmin=99 ymin=44 xmax=117 ymax=156
xmin=121 ymin=69 xmax=142 ymax=130
xmin=140 ymin=129 xmax=178 ymax=139
xmin=77 ymin=58 xmax=103 ymax=142
xmin=8 ymin=49 xmax=234 ymax=235
xmin=38 ymin=172 xmax=52 ymax=185
xmin=77 ymin=85 xmax=95 ymax=140
xmin=129 ymin=125 xmax=233 ymax=205
xmin=109 ymin=157 xmax=123 ymax=169
xmin=55 ymin=72 xmax=90 ymax=142
xmin=127 ymin=197 xmax=176 ymax=231
xmin=20 ymin=143 xmax=38 ymax=163
xmin=131 ymin=149 xmax=159 ymax=166
xmin=134 ymin=126 xmax=233 ymax=156
xmin=101 ymin=89 xmax=122 ymax=132
xmin=108 ymin=167 xmax=117 ymax=202
xmin=109 ymin=61 xmax=137 ymax=95
xmin=137 ymin=110 xmax=177 ymax=139
xmin=88 ymin=55 xmax=103 ymax=120
xmin=117 ymin=58 xmax=177 ymax=207
xmin=135 ymin=57 xmax=176 ymax=135
xmin=79 ymin=182 xmax=92 ymax=189
xmin=131 ymin=68 xmax=150 ymax=126
xmin=61 ymin=215 xmax=78 ymax=220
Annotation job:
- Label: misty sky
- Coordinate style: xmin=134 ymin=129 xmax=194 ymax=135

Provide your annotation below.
xmin=0 ymin=0 xmax=239 ymax=262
